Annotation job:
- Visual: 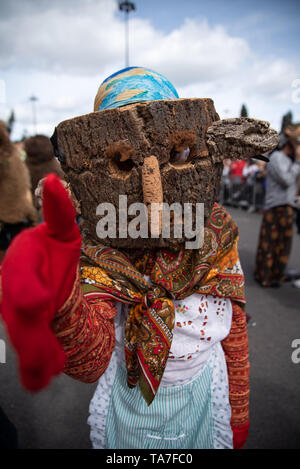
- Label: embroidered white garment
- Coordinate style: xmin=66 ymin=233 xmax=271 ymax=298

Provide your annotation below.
xmin=88 ymin=293 xmax=233 ymax=449
xmin=161 ymin=293 xmax=232 ymax=385
xmin=113 ymin=293 xmax=232 ymax=386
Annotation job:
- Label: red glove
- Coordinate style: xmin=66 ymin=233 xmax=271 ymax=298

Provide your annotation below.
xmin=232 ymin=422 xmax=250 ymax=449
xmin=0 ymin=174 xmax=81 ymax=391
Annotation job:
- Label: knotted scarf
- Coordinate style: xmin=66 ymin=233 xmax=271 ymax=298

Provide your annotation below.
xmin=80 ymin=204 xmax=245 ymax=404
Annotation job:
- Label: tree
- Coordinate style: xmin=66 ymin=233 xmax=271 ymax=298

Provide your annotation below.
xmin=240 ymin=104 xmax=248 ymax=117
xmin=6 ymin=110 xmax=15 ymax=135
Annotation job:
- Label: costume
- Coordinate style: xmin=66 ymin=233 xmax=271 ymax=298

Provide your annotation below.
xmin=0 ymin=67 xmax=279 ymax=449
xmin=0 ymin=121 xmax=37 ymax=252
xmin=24 ymin=135 xmax=64 ymax=196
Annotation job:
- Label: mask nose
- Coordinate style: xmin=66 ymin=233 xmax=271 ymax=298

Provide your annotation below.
xmin=142 ymin=156 xmax=163 ymax=237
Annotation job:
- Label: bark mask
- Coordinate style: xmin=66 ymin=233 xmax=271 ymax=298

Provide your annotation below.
xmin=52 ymin=67 xmax=279 ymax=249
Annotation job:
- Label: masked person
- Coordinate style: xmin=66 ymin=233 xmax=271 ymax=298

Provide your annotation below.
xmin=0 ymin=67 xmax=278 ymax=449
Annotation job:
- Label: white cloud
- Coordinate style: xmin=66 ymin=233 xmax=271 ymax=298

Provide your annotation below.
xmin=0 ymin=0 xmax=299 ymax=139
xmin=0 ymin=1 xmax=249 ymax=83
xmin=0 ymin=0 xmax=122 ymax=74
xmin=131 ymin=18 xmax=250 ymax=86
xmin=251 ymin=59 xmax=298 ymax=99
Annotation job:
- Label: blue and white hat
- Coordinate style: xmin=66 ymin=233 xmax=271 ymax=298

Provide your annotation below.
xmin=94 ymin=66 xmax=179 ymax=112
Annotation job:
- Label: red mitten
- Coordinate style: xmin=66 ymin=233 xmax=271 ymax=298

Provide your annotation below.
xmin=0 ymin=174 xmax=81 ymax=391
xmin=232 ymin=422 xmax=250 ymax=449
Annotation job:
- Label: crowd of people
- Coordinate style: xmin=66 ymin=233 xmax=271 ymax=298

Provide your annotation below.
xmin=219 ymin=158 xmax=268 ymax=213
xmin=219 ymin=126 xmax=300 ymax=290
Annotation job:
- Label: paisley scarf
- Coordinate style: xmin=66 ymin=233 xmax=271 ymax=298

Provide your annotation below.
xmin=80 ymin=204 xmax=245 ymax=404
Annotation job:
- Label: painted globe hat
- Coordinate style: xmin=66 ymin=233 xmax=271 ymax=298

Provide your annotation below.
xmin=94 ymin=66 xmax=179 ymax=112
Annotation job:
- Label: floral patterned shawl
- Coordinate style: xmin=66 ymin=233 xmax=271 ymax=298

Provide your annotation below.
xmin=80 ymin=203 xmax=245 ymax=405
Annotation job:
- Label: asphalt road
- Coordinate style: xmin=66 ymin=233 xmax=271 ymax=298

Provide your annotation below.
xmin=0 ymin=206 xmax=299 ymax=449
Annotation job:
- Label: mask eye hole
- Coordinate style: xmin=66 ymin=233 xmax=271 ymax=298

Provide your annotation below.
xmin=168 ymin=130 xmax=197 ymax=167
xmin=111 ymin=152 xmax=135 ymax=172
xmin=170 ymin=147 xmax=190 ymax=165
xmin=105 ymin=141 xmax=135 ymax=177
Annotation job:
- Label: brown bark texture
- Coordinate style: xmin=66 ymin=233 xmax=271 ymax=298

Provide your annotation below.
xmin=206 ymin=117 xmax=279 ymax=161
xmin=54 ymin=101 xmax=278 ymax=248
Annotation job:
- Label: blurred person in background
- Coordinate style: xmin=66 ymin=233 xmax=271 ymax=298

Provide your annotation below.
xmin=254 ymin=133 xmax=300 ymax=287
xmin=25 ymin=135 xmax=64 ymax=201
xmin=291 ymin=137 xmax=300 ymax=288
xmin=238 ymin=160 xmax=259 ymax=210
xmin=292 ymin=186 xmax=300 ymax=288
xmin=229 ymin=159 xmax=246 ymax=207
xmin=295 ymin=180 xmax=300 ymax=235
xmin=240 ymin=159 xmax=268 ymax=213
xmin=253 ymin=160 xmax=267 ymax=212
xmin=14 ymin=139 xmax=26 ymax=161
xmin=219 ymin=158 xmax=231 ymax=205
xmin=0 ymin=121 xmax=37 ymax=264
xmin=0 ymin=407 xmax=18 ymax=449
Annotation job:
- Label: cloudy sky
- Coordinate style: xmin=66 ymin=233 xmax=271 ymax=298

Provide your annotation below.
xmin=0 ymin=0 xmax=299 ymax=140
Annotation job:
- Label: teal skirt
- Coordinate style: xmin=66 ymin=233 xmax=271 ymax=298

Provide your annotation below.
xmin=106 ymin=362 xmax=214 ymax=449
xmin=88 ymin=343 xmax=233 ymax=449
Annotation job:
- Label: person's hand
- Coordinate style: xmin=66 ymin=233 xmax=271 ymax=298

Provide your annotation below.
xmin=0 ymin=174 xmax=82 ymax=391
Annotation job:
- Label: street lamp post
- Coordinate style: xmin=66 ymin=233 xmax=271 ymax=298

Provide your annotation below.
xmin=29 ymin=95 xmax=38 ymax=135
xmin=119 ymin=1 xmax=135 ymax=68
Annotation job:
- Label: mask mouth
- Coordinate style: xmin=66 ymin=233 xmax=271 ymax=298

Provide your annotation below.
xmin=0 ymin=218 xmax=34 ymax=251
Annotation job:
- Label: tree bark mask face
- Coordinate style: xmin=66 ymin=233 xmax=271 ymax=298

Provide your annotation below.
xmin=52 ymin=99 xmax=278 ymax=249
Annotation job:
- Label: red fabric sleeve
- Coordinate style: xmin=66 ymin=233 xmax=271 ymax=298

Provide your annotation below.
xmin=0 ymin=174 xmax=117 ymax=390
xmin=221 ymin=300 xmax=250 ymax=448
xmin=0 ymin=175 xmax=82 ymax=391
xmin=232 ymin=422 xmax=250 ymax=450
xmin=52 ymin=270 xmax=117 ymax=383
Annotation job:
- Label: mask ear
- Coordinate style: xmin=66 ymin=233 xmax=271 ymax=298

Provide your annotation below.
xmin=206 ymin=117 xmax=279 ymax=163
